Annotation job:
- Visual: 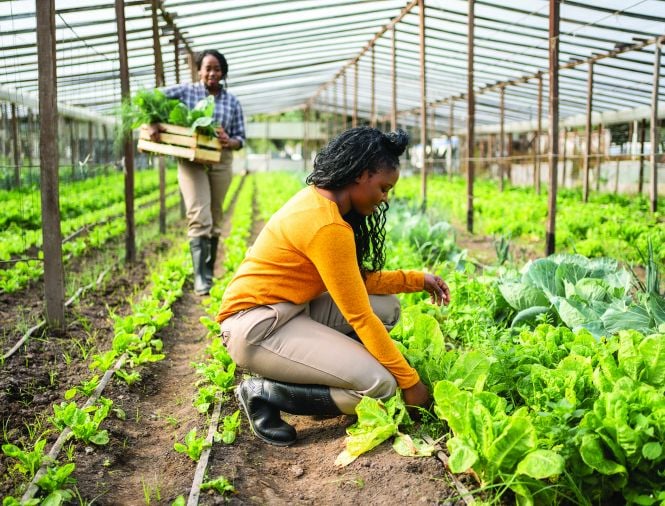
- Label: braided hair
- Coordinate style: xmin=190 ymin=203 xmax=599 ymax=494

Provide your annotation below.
xmin=306 ymin=127 xmax=409 ymax=275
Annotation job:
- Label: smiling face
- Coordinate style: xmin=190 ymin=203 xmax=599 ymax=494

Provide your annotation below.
xmin=198 ymin=54 xmax=224 ymax=91
xmin=348 ymin=166 xmax=399 ymax=216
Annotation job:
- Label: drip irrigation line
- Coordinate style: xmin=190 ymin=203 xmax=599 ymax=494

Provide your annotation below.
xmin=21 ymin=349 xmax=130 ymax=502
xmin=187 ymin=393 xmax=224 ymax=506
xmin=422 ymin=435 xmax=475 ymax=505
xmin=2 ymin=266 xmax=112 ymax=361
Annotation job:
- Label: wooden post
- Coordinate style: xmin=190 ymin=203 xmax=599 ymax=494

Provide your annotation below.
xmin=353 ymin=61 xmax=358 ymax=128
xmin=583 ymin=61 xmax=594 ymax=202
xmin=545 ymin=0 xmax=560 ymax=256
xmin=499 ymin=85 xmax=505 ymax=191
xmin=536 ymin=72 xmax=543 ymax=194
xmin=36 ymin=0 xmax=65 ymax=328
xmin=419 ymin=0 xmax=427 ymax=208
xmin=391 ymin=25 xmax=397 ymax=132
xmin=639 ymin=118 xmax=646 ymax=194
xmin=116 ymin=0 xmax=136 ymax=262
xmin=11 ymin=103 xmax=20 ymax=188
xmin=650 ymin=38 xmax=661 ymax=213
xmin=466 ymin=0 xmax=475 ymax=232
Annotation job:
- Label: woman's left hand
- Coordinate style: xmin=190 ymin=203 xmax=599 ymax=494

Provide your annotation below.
xmin=423 ymin=273 xmax=451 ymax=306
xmin=216 ymin=128 xmax=240 ymax=150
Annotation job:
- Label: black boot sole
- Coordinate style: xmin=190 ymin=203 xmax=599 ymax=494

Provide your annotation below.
xmin=235 ymin=386 xmax=296 ymax=447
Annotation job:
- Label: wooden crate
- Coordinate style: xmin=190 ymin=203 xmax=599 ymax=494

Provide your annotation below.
xmin=137 ymin=123 xmax=222 ymax=164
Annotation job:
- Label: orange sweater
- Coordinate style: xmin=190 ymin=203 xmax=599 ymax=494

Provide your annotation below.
xmin=216 ymin=186 xmax=424 ymax=389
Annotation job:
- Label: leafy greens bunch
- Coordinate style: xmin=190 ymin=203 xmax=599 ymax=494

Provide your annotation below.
xmin=123 ymin=89 xmax=220 ymax=137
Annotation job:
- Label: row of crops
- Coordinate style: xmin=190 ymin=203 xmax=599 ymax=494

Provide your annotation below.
xmin=1 ymin=168 xmax=180 ymax=292
xmin=2 ymin=169 xmax=663 ymax=504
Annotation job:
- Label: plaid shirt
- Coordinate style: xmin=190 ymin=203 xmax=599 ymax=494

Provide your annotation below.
xmin=162 ymin=82 xmax=246 ymax=147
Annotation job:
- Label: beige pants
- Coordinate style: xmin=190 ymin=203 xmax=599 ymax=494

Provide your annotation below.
xmin=220 ymin=293 xmax=401 ymax=414
xmin=177 ymin=150 xmax=233 ymax=238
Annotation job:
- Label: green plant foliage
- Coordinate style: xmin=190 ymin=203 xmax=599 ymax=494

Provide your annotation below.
xmin=173 ymin=428 xmax=210 ymax=462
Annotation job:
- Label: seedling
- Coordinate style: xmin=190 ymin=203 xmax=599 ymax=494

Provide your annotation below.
xmin=200 ymin=475 xmax=235 ymax=495
xmin=2 ymin=438 xmax=47 ymax=478
xmin=173 ymin=428 xmax=210 ymax=462
xmin=214 ymin=410 xmax=241 ymax=445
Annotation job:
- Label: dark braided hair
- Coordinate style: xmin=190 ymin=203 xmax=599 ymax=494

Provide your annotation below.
xmin=306 ymin=127 xmax=409 ymax=275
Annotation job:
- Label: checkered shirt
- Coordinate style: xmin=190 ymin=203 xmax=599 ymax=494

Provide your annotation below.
xmin=162 ymin=82 xmax=246 ymax=147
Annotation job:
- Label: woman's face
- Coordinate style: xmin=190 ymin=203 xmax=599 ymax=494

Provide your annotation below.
xmin=349 ymin=166 xmax=399 ymax=216
xmin=199 ymin=54 xmax=223 ymax=90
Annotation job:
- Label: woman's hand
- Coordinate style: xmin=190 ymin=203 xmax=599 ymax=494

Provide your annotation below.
xmin=423 ymin=273 xmax=451 ymax=306
xmin=402 ymin=381 xmax=431 ymax=409
xmin=148 ymin=123 xmax=164 ymax=142
xmin=216 ymin=127 xmax=241 ymax=150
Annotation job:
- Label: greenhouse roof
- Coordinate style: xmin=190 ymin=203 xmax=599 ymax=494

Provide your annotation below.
xmin=0 ymin=0 xmax=664 ymax=129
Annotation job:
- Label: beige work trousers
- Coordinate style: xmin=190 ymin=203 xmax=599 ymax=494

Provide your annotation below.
xmin=220 ymin=293 xmax=401 ymax=414
xmin=177 ymin=149 xmax=233 ymax=238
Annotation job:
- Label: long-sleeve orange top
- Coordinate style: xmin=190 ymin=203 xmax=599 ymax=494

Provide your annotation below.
xmin=216 ymin=186 xmax=425 ymax=389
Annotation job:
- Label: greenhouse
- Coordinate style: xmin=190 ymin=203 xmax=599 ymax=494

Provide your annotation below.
xmin=1 ymin=0 xmax=664 ymax=504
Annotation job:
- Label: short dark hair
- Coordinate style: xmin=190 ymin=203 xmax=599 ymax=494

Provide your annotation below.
xmin=196 ymin=49 xmax=228 ymax=77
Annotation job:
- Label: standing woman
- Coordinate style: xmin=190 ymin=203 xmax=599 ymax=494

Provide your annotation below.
xmin=149 ymin=49 xmax=246 ymax=295
xmin=216 ymin=127 xmax=450 ymax=446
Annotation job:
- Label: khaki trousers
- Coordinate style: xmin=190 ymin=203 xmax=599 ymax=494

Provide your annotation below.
xmin=220 ymin=293 xmax=401 ymax=414
xmin=177 ymin=149 xmax=233 ymax=238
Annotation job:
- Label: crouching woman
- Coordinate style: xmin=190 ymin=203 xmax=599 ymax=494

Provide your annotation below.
xmin=216 ymin=127 xmax=450 ymax=446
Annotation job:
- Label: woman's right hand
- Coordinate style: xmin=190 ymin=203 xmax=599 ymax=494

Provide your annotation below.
xmin=402 ymin=380 xmax=431 ymax=409
xmin=148 ymin=123 xmax=162 ymax=142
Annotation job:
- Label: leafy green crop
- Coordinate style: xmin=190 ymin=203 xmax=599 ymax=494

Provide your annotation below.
xmin=173 ymin=428 xmax=210 ymax=461
xmin=124 ymin=89 xmax=220 ymax=137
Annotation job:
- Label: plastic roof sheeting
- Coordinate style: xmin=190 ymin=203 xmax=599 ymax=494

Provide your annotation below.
xmin=0 ymin=0 xmax=663 ymax=129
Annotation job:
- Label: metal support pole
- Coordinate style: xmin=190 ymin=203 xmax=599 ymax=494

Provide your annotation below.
xmin=174 ymin=31 xmax=180 ymax=84
xmin=353 ymin=61 xmax=358 ymax=128
xmin=448 ymin=99 xmax=454 ymax=179
xmin=546 ymin=0 xmax=560 ymax=256
xmin=391 ymin=25 xmax=397 ymax=132
xmin=116 ymin=0 xmax=136 ymax=262
xmin=650 ymin=38 xmax=661 ymax=213
xmin=536 ymin=72 xmax=542 ymax=194
xmin=561 ymin=127 xmax=567 ymax=187
xmin=11 ymin=103 xmax=20 ymax=187
xmin=466 ymin=0 xmax=475 ymax=232
xmin=639 ymin=118 xmax=646 ymax=194
xmin=583 ymin=61 xmax=594 ymax=202
xmin=36 ymin=0 xmax=65 ymax=328
xmin=343 ymin=70 xmax=348 ymax=131
xmin=371 ymin=45 xmax=376 ymax=128
xmin=419 ymin=0 xmax=427 ymax=207
xmin=499 ymin=85 xmax=505 ymax=191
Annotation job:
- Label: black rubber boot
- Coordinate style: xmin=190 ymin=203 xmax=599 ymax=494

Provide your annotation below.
xmin=236 ymin=378 xmax=341 ymax=446
xmin=205 ymin=236 xmax=219 ymax=287
xmin=189 ymin=237 xmax=211 ymax=295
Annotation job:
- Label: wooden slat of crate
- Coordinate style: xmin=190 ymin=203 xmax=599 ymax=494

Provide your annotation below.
xmin=137 ymin=123 xmax=222 ymax=163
